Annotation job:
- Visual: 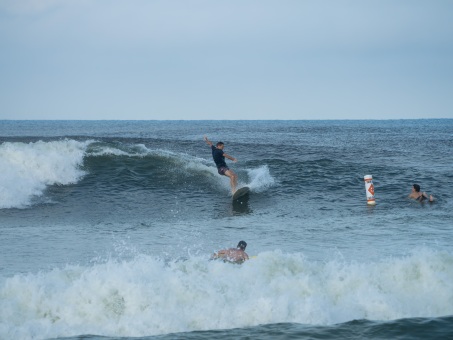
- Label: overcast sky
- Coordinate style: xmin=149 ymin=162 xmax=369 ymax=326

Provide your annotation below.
xmin=1 ymin=0 xmax=452 ymax=120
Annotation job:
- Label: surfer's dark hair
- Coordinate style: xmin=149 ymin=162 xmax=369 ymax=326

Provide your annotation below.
xmin=237 ymin=240 xmax=247 ymax=250
xmin=413 ymin=184 xmax=421 ymax=192
xmin=216 ymin=141 xmax=224 ymax=147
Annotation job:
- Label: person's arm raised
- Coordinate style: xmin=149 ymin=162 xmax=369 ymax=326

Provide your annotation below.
xmin=223 ymin=153 xmax=237 ymax=162
xmin=204 ymin=135 xmax=213 ymax=147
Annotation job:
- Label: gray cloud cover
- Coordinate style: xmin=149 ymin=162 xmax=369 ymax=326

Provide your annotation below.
xmin=1 ymin=0 xmax=452 ymax=119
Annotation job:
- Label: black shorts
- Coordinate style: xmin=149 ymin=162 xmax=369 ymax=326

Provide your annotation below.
xmin=217 ymin=166 xmax=229 ymax=176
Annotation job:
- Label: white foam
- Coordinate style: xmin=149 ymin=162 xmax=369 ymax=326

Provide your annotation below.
xmin=0 ymin=140 xmax=90 ymax=209
xmin=1 ymin=248 xmax=452 ymax=339
xmin=88 ymin=143 xmax=150 ymax=157
xmin=245 ymin=165 xmax=276 ymax=192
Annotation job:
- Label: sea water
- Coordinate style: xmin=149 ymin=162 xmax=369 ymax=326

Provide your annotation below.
xmin=0 ymin=120 xmax=452 ymax=339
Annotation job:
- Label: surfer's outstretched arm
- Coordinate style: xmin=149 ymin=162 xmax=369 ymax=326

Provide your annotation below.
xmin=223 ymin=153 xmax=237 ymax=162
xmin=204 ymin=135 xmax=213 ymax=146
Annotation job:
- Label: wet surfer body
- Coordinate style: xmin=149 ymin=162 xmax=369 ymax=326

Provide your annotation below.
xmin=204 ymin=136 xmax=238 ymax=194
xmin=211 ymin=241 xmax=249 ymax=264
xmin=408 ymin=183 xmax=434 ymax=202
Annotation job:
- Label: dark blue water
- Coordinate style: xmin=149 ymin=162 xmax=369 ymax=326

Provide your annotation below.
xmin=1 ymin=120 xmax=452 ymax=339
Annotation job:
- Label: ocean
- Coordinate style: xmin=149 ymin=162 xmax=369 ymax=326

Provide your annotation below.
xmin=0 ymin=119 xmax=452 ymax=339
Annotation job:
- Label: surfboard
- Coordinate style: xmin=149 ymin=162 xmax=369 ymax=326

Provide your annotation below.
xmin=232 ymin=186 xmax=250 ymax=201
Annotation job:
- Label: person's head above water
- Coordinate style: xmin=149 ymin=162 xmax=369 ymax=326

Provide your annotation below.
xmin=413 ymin=184 xmax=421 ymax=192
xmin=237 ymin=240 xmax=247 ymax=250
xmin=216 ymin=141 xmax=224 ymax=149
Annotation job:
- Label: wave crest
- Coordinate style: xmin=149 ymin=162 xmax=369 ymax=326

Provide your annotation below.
xmin=0 ymin=139 xmax=89 ymax=208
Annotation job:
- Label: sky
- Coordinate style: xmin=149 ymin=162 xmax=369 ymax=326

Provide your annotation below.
xmin=0 ymin=0 xmax=452 ymax=120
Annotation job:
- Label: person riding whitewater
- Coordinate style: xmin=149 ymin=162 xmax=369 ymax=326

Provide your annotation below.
xmin=211 ymin=241 xmax=249 ymax=264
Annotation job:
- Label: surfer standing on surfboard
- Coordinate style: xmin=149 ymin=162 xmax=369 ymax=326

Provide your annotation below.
xmin=204 ymin=135 xmax=238 ymax=194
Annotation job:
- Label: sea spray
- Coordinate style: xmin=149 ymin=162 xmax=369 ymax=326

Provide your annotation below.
xmin=246 ymin=165 xmax=276 ymax=192
xmin=1 ymin=249 xmax=452 ymax=339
